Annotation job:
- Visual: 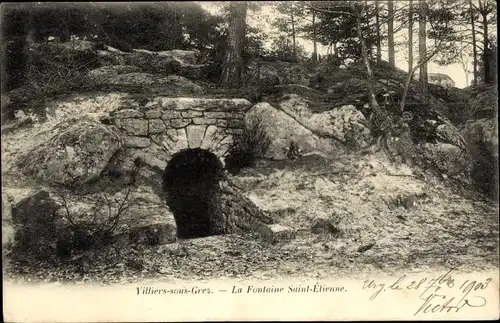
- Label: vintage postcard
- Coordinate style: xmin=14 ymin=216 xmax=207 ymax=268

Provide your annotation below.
xmin=2 ymin=1 xmax=499 ymax=321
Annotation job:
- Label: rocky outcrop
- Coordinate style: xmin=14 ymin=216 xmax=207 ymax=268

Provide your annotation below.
xmin=467 ymin=85 xmax=498 ymax=119
xmin=244 ymin=94 xmax=371 ymax=160
xmin=460 ymin=118 xmax=498 ymax=196
xmin=38 ymin=40 xmax=208 ymax=80
xmin=416 ymin=142 xmax=472 ymax=178
xmin=66 ymin=186 xmax=178 ymax=247
xmin=17 ymin=118 xmax=123 ymax=188
xmin=87 ymin=69 xmax=205 ymax=94
xmin=461 ymin=118 xmax=498 ymax=157
xmin=86 ymin=65 xmax=142 ymax=84
xmin=100 ymin=48 xmax=208 ymax=79
xmin=278 ymin=94 xmax=372 ymax=149
xmin=123 ymin=51 xmax=181 ymax=74
xmin=8 ymin=186 xmax=179 ymax=260
xmin=246 ymin=60 xmax=311 ymax=87
xmin=244 ymin=94 xmax=372 ymax=159
xmin=10 ymin=191 xmax=64 ymax=260
xmin=245 ymin=101 xmax=361 ymax=160
xmin=155 ymin=49 xmax=200 ymax=64
xmin=155 ymin=49 xmax=207 ymax=79
xmin=428 ymin=73 xmax=456 ymax=88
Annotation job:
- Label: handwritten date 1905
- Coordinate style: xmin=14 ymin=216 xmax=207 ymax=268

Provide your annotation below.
xmin=362 ymin=267 xmax=493 ymax=316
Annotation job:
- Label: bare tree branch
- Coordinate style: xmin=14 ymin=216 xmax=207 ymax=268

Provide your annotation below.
xmin=58 ymin=193 xmax=79 ymax=228
xmin=304 ymin=1 xmax=354 ymax=16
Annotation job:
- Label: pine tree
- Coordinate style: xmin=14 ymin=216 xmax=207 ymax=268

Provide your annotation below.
xmin=220 ymin=1 xmax=248 ymax=88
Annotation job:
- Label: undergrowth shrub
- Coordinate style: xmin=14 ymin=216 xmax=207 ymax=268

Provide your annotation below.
xmin=25 ymin=42 xmax=101 ymax=94
xmin=224 ymin=118 xmax=271 ymax=174
xmin=54 ymin=187 xmax=133 ymax=258
xmin=10 ymin=188 xmax=133 ymax=262
xmin=2 ymin=41 xmax=102 ymax=123
xmin=10 ymin=163 xmax=140 ymax=262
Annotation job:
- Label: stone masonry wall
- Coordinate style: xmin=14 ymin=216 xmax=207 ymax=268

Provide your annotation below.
xmin=110 ymin=97 xmax=251 ymax=162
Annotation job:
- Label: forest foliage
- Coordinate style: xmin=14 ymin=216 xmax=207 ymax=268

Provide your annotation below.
xmin=1 ymin=1 xmax=497 ymax=91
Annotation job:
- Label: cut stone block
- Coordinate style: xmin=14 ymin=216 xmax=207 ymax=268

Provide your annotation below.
xmin=124 ymin=136 xmax=151 ymax=148
xmin=186 ymin=125 xmax=206 ymax=148
xmin=257 ymin=224 xmax=296 ymax=244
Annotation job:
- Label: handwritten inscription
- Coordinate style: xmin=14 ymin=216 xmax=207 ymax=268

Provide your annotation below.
xmin=362 ymin=267 xmax=493 ymax=316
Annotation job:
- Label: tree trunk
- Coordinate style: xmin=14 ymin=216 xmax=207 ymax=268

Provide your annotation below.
xmin=375 ymin=0 xmax=382 ymax=64
xmin=312 ymin=10 xmax=318 ymax=61
xmin=220 ymin=1 xmax=248 ymax=89
xmin=400 ymin=43 xmax=441 ymax=112
xmin=387 ymin=0 xmax=395 ymax=68
xmin=291 ymin=11 xmax=297 ymax=62
xmin=418 ymin=0 xmax=428 ymax=101
xmin=352 ymin=2 xmax=390 ymax=151
xmin=470 ymin=0 xmax=478 ymax=86
xmin=400 ymin=0 xmax=414 ymax=111
xmin=481 ymin=9 xmax=491 ymax=84
xmin=408 ymin=0 xmax=414 ymax=73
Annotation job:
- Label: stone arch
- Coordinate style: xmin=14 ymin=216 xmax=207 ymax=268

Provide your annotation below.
xmin=158 ymin=125 xmax=235 ymax=163
xmin=162 ymin=148 xmax=226 ymax=239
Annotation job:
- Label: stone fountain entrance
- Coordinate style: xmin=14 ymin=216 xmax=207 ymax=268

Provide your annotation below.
xmin=162 ymin=148 xmax=226 ymax=239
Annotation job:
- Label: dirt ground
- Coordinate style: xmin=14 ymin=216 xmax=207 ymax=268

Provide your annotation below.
xmin=3 ymin=150 xmax=498 ymax=285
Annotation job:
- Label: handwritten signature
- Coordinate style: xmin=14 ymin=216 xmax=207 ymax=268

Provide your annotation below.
xmin=362 ymin=267 xmax=493 ymax=316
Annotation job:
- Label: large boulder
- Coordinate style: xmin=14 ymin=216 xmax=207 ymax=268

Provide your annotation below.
xmin=123 ymin=51 xmax=181 ymax=74
xmin=156 ymin=49 xmax=201 ymax=65
xmin=461 ymin=118 xmax=498 ymax=158
xmin=468 ymin=85 xmax=498 ymax=119
xmin=124 ymin=49 xmax=207 ymax=79
xmin=17 ymin=118 xmax=123 ymax=188
xmin=10 ymin=190 xmax=64 ymax=260
xmin=428 ymin=73 xmax=456 ymax=88
xmin=54 ymin=185 xmax=177 ymax=247
xmin=86 ymin=70 xmax=204 ymax=94
xmin=244 ymin=102 xmax=339 ymax=159
xmin=86 ymin=65 xmax=142 ymax=85
xmin=278 ymin=94 xmax=372 ymax=149
xmin=244 ymin=94 xmax=373 ymax=159
xmin=8 ymin=186 xmax=177 ymax=260
xmin=416 ymin=142 xmax=473 ymax=178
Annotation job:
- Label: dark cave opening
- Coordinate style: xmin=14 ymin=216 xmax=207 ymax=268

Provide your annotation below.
xmin=162 ymin=148 xmax=226 ymax=239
